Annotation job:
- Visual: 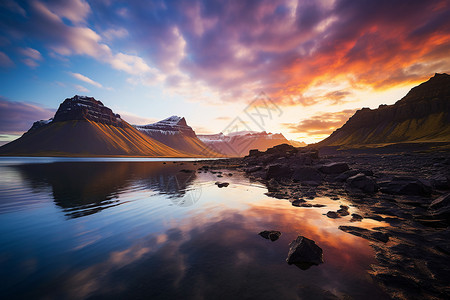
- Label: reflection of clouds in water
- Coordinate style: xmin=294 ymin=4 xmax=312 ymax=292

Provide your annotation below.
xmin=55 ymin=206 xmax=387 ymax=300
xmin=9 ymin=162 xmax=200 ymax=217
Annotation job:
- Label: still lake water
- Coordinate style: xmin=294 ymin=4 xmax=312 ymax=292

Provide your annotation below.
xmin=0 ymin=158 xmax=389 ymax=299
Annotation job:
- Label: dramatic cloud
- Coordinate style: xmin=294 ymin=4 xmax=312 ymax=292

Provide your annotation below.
xmin=0 ymin=0 xmax=449 ymax=109
xmin=70 ymin=72 xmax=103 ymax=88
xmin=0 ymin=97 xmax=54 ymax=135
xmin=284 ymin=109 xmax=356 ymax=136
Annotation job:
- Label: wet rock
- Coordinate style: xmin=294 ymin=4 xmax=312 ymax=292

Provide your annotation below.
xmin=264 ymin=164 xmax=293 ymax=180
xmin=292 ymin=199 xmax=307 ymax=207
xmin=429 ymin=192 xmax=450 ymax=210
xmin=379 ymin=176 xmax=432 ymax=196
xmin=215 ymin=182 xmax=229 ymax=188
xmin=291 ymin=167 xmax=323 ymax=183
xmin=350 ymin=213 xmax=363 ymax=222
xmin=346 ymin=173 xmax=379 ymax=193
xmin=339 ymin=226 xmax=390 ymax=243
xmin=326 ymin=211 xmax=340 ymax=218
xmin=300 ymin=203 xmax=313 ymax=207
xmin=313 ymin=204 xmax=326 ymax=208
xmin=337 ymin=205 xmax=350 ymax=216
xmin=286 ymin=236 xmax=324 ymax=269
xmin=259 ymin=230 xmax=281 ymax=241
xmin=428 ymin=193 xmax=450 ymax=221
xmin=319 ymin=162 xmax=350 ymax=174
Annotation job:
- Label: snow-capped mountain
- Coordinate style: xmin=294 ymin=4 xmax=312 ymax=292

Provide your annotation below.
xmin=198 ymin=131 xmax=305 ymax=157
xmin=134 ymin=116 xmax=220 ymax=156
xmin=0 ymin=96 xmax=189 ymax=157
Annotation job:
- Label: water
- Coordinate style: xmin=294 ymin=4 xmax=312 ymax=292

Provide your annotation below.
xmin=0 ymin=158 xmax=389 ymax=299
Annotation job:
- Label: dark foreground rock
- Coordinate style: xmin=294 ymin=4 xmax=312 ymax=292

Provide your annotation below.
xmin=286 ymin=236 xmax=324 ymax=270
xmin=215 ymin=182 xmax=229 ymax=188
xmin=345 ymin=173 xmax=378 ymax=193
xmin=319 ymin=162 xmax=349 ymax=174
xmin=198 ymin=143 xmax=450 ymax=299
xmin=379 ymin=176 xmax=432 ymax=196
xmin=258 ymin=230 xmax=281 ymax=241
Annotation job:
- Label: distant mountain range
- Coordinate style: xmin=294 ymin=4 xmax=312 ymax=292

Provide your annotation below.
xmin=134 ymin=116 xmax=218 ymax=156
xmin=198 ymin=131 xmax=305 ymax=157
xmin=318 ymin=73 xmax=450 ymax=147
xmin=0 ymin=95 xmax=302 ymax=157
xmin=0 ymin=96 xmax=188 ymax=157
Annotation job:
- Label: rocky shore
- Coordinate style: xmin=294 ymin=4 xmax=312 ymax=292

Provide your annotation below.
xmin=199 ymin=143 xmax=450 ymax=299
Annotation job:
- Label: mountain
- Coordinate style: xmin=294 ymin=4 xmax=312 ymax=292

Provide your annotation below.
xmin=318 ymin=73 xmax=450 ymax=147
xmin=0 ymin=95 xmax=189 ymax=157
xmin=198 ymin=131 xmax=303 ymax=156
xmin=134 ymin=116 xmax=220 ymax=156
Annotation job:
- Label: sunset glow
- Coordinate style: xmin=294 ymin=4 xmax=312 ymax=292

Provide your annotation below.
xmin=1 ymin=0 xmax=449 ymax=144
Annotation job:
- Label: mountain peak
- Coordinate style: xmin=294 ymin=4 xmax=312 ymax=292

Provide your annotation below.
xmin=52 ymin=95 xmax=124 ymax=127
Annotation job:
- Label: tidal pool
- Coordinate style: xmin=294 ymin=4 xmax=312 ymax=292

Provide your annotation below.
xmin=0 ymin=158 xmax=389 ymax=299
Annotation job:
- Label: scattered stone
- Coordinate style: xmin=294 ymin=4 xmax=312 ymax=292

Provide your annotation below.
xmin=346 ymin=173 xmax=378 ymax=193
xmin=300 ymin=203 xmax=313 ymax=207
xmin=319 ymin=162 xmax=350 ymax=174
xmin=259 ymin=230 xmax=281 ymax=241
xmin=337 ymin=205 xmax=350 ymax=216
xmin=292 ymin=199 xmax=307 ymax=207
xmin=286 ymin=236 xmax=324 ymax=269
xmin=215 ymin=182 xmax=229 ymax=188
xmin=326 ymin=211 xmax=340 ymax=218
xmin=339 ymin=226 xmax=390 ymax=243
xmin=350 ymin=213 xmax=363 ymax=222
xmin=313 ymin=204 xmax=326 ymax=208
xmin=179 ymin=169 xmax=194 ymax=173
xmin=379 ymin=176 xmax=432 ymax=196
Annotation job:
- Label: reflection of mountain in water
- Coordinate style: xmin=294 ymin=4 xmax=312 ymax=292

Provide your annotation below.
xmin=13 ymin=162 xmax=197 ymax=218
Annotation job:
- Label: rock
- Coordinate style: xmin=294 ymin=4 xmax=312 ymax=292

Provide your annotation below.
xmin=337 ymin=205 xmax=350 ymax=216
xmin=339 ymin=226 xmax=390 ymax=243
xmin=346 ymin=173 xmax=379 ymax=193
xmin=313 ymin=204 xmax=326 ymax=208
xmin=244 ymin=166 xmax=262 ymax=173
xmin=429 ymin=192 xmax=450 ymax=210
xmin=259 ymin=230 xmax=281 ymax=241
xmin=429 ymin=193 xmax=450 ymax=220
xmin=179 ymin=169 xmax=194 ymax=173
xmin=292 ymin=199 xmax=307 ymax=207
xmin=291 ymin=167 xmax=323 ymax=183
xmin=379 ymin=176 xmax=432 ymax=196
xmin=286 ymin=236 xmax=324 ymax=269
xmin=326 ymin=211 xmax=340 ymax=218
xmin=215 ymin=182 xmax=229 ymax=188
xmin=248 ymin=149 xmax=263 ymax=157
xmin=319 ymin=162 xmax=350 ymax=174
xmin=300 ymin=203 xmax=313 ymax=207
xmin=431 ymin=175 xmax=450 ymax=190
xmin=350 ymin=214 xmax=363 ymax=222
xmin=264 ymin=164 xmax=293 ymax=180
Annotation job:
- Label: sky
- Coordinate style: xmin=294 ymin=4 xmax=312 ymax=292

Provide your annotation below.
xmin=0 ymin=0 xmax=449 ymax=145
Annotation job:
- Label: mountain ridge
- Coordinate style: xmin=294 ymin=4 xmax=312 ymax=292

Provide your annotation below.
xmin=317 ymin=73 xmax=450 ymax=147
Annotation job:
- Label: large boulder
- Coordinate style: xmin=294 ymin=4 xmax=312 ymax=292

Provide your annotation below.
xmin=345 ymin=173 xmax=378 ymax=193
xmin=319 ymin=163 xmax=349 ymax=174
xmin=286 ymin=236 xmax=324 ymax=269
xmin=379 ymin=176 xmax=432 ymax=196
xmin=291 ymin=167 xmax=323 ymax=183
xmin=264 ymin=164 xmax=293 ymax=180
